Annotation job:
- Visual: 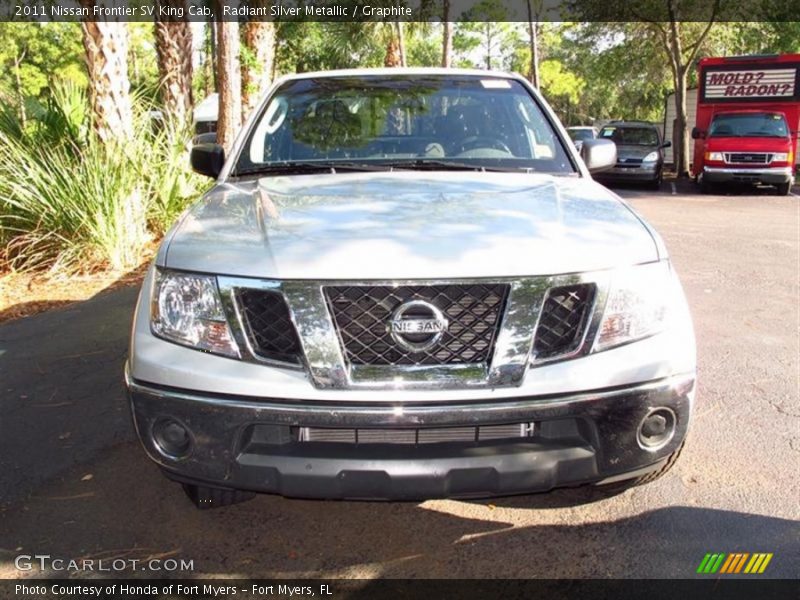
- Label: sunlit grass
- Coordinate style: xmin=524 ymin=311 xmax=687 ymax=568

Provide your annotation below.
xmin=0 ymin=82 xmax=206 ymax=275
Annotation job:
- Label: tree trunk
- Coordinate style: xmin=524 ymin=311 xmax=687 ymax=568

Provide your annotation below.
xmin=80 ymin=9 xmax=133 ymax=144
xmin=215 ymin=16 xmax=242 ymax=153
xmin=396 ymin=22 xmax=407 ymax=67
xmin=441 ymin=0 xmax=452 ymax=68
xmin=13 ymin=50 xmax=27 ymax=129
xmin=209 ymin=20 xmax=217 ymax=93
xmin=526 ymin=1 xmax=539 ymax=88
xmin=484 ymin=24 xmax=492 ymax=70
xmin=673 ymin=67 xmax=690 ymax=177
xmin=242 ymin=17 xmax=276 ymax=116
xmin=154 ymin=0 xmax=193 ymax=126
xmin=656 ymin=8 xmax=719 ymax=177
xmin=384 ymin=35 xmax=401 ymax=67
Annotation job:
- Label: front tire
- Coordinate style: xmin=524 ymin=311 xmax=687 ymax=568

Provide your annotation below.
xmin=775 ymin=182 xmax=791 ymax=196
xmin=650 ymin=172 xmax=663 ymax=190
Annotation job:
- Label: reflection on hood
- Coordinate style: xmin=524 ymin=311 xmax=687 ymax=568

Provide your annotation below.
xmin=163 ymin=171 xmax=659 ymax=279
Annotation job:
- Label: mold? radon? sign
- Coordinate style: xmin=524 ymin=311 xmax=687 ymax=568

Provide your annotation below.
xmin=704 ymin=68 xmax=797 ymax=100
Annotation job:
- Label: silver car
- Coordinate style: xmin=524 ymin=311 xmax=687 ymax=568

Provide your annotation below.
xmin=126 ymin=69 xmax=695 ymax=508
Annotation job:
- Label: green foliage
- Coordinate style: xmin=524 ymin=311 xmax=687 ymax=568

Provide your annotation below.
xmin=407 ymin=28 xmax=440 ymax=67
xmin=128 ymin=22 xmax=161 ymax=104
xmin=0 ymin=82 xmax=206 ymax=274
xmin=454 ymin=1 xmax=522 ymax=70
xmin=539 ymin=59 xmax=585 ymax=120
xmin=275 ymin=22 xmax=384 ymax=73
xmin=0 ymin=23 xmax=86 ymax=101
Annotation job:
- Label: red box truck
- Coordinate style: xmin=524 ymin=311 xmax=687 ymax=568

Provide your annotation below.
xmin=691 ymin=54 xmax=799 ymax=195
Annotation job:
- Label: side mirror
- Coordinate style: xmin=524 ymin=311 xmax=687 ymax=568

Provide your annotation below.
xmin=661 ymin=140 xmax=672 ymax=149
xmin=190 ymin=143 xmax=225 ymax=179
xmin=691 ymin=127 xmax=704 ymax=140
xmin=580 ymin=139 xmax=617 ymax=173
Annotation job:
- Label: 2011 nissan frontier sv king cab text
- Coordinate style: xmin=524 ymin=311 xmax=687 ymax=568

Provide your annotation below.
xmin=125 ymin=69 xmax=696 ymax=508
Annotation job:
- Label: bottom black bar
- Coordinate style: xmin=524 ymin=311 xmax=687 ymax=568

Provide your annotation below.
xmin=1 ymin=579 xmax=798 ymax=600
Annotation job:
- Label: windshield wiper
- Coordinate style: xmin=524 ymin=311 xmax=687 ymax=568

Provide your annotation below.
xmin=379 ymin=159 xmax=530 ymax=173
xmin=235 ymin=161 xmax=401 ymax=177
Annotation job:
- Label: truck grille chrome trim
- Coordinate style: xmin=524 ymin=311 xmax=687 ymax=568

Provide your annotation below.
xmin=724 ymin=152 xmax=771 ymax=165
xmin=323 ymin=283 xmax=510 ymax=367
xmin=236 ymin=289 xmax=303 ymax=364
xmin=533 ymin=284 xmax=596 ymax=359
xmin=298 ymin=423 xmax=535 ymax=444
xmin=216 ymin=273 xmax=611 ymax=390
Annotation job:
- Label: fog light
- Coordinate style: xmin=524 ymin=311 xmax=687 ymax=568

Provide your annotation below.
xmin=152 ymin=417 xmax=193 ymax=459
xmin=637 ymin=408 xmax=676 ymax=450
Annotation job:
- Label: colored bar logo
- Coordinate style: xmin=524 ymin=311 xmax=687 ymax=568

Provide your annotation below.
xmin=697 ymin=553 xmax=773 ymax=574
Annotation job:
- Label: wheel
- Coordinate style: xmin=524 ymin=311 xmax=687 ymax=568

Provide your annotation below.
xmin=650 ymin=172 xmax=663 ymax=190
xmin=775 ymin=182 xmax=791 ymax=196
xmin=599 ymin=440 xmax=685 ymax=492
xmin=182 ymin=483 xmax=256 ymax=509
xmin=699 ymin=177 xmax=713 ymax=195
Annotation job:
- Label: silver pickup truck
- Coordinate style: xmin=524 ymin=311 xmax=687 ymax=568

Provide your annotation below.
xmin=125 ymin=68 xmax=696 ymax=508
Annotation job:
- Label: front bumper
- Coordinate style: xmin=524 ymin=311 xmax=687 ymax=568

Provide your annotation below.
xmin=127 ymin=370 xmax=695 ymax=500
xmin=703 ymin=166 xmax=793 ymax=185
xmin=595 ymin=164 xmax=660 ymax=182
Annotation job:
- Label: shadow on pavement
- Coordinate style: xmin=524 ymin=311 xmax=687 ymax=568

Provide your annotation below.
xmin=0 ymin=280 xmax=141 ymax=509
xmin=0 ymin=447 xmax=797 ymax=579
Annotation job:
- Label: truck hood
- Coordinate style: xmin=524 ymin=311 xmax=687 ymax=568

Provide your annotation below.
xmin=704 ymin=136 xmax=793 ymax=152
xmin=161 ymin=171 xmax=659 ymax=279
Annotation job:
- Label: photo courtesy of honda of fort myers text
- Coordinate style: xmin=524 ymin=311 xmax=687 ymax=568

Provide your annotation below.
xmin=0 ymin=0 xmax=798 ymax=598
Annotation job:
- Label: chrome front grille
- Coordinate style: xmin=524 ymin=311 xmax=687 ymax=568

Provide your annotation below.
xmin=298 ymin=423 xmax=534 ymax=444
xmin=725 ymin=152 xmax=771 ymax=165
xmin=236 ymin=289 xmax=303 ymax=365
xmin=218 ymin=273 xmax=606 ymax=389
xmin=324 ymin=283 xmax=510 ymax=366
xmin=533 ymin=284 xmax=596 ymax=360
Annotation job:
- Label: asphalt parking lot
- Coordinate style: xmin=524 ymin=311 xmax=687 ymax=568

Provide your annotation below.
xmin=0 ymin=180 xmax=798 ymax=579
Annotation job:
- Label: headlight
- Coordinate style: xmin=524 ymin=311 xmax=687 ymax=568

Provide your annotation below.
xmin=151 ymin=269 xmax=240 ymax=357
xmin=594 ymin=261 xmax=672 ymax=351
xmin=642 ymin=151 xmax=659 ymax=162
xmin=704 ymin=151 xmax=725 ymax=161
xmin=771 ymin=152 xmax=790 ymax=162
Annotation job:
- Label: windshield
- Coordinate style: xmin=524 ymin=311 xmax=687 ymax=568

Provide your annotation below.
xmin=709 ymin=113 xmax=789 ymax=138
xmin=568 ymin=128 xmax=595 ymax=141
xmin=599 ymin=126 xmax=659 ymax=146
xmin=234 ymin=75 xmax=575 ymax=175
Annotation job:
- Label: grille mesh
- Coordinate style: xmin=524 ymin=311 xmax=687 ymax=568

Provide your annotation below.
xmin=324 ymin=284 xmax=510 ymax=366
xmin=533 ymin=284 xmax=595 ymax=359
xmin=726 ymin=152 xmax=770 ymax=164
xmin=300 ymin=423 xmax=532 ymax=444
xmin=237 ymin=289 xmax=302 ymax=364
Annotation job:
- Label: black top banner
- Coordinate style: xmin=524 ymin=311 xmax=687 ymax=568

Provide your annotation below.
xmin=2 ymin=0 xmax=799 ymax=22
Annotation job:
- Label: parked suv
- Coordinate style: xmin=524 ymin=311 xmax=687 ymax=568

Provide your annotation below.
xmin=126 ymin=69 xmax=695 ymax=508
xmin=594 ymin=121 xmax=671 ymax=189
